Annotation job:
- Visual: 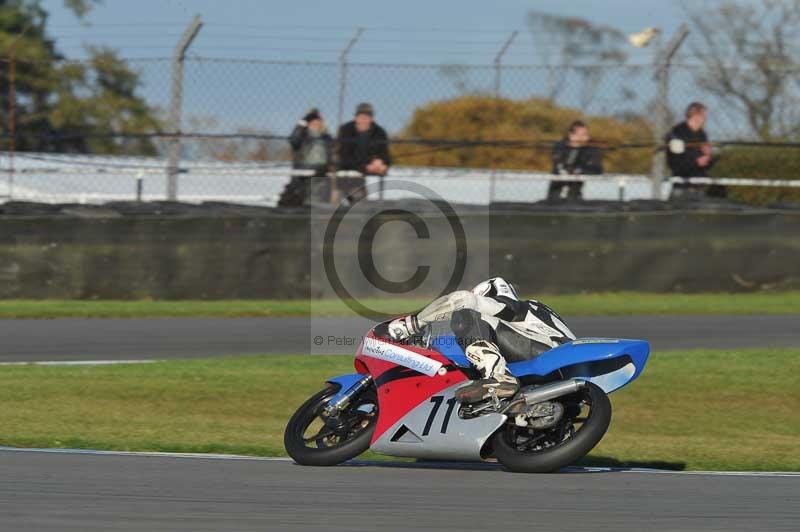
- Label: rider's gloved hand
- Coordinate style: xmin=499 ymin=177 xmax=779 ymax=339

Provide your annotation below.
xmin=388 ymin=315 xmax=419 ymax=341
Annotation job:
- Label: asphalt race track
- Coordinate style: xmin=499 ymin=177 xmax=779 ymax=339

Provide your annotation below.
xmin=1 ymin=317 xmax=799 ymax=531
xmin=1 ymin=449 xmax=798 ymax=532
xmin=1 ymin=315 xmax=798 ymax=362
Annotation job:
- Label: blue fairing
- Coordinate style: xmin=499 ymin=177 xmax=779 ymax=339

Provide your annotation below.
xmin=509 ymin=339 xmax=649 ymax=379
xmin=432 ymin=335 xmax=649 ymax=394
xmin=327 ymin=374 xmax=364 ymax=389
xmin=431 ymin=335 xmax=471 ymax=367
xmin=325 ymin=373 xmax=365 ymax=403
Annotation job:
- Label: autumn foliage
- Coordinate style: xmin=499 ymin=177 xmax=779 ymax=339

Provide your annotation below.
xmin=393 ymin=95 xmax=653 ymax=174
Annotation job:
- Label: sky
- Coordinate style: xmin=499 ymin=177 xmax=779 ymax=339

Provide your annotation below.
xmin=42 ymin=0 xmax=698 ymax=63
xmin=37 ymin=1 xmax=750 ymax=137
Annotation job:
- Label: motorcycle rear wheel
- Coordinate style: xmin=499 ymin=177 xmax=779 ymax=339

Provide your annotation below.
xmin=491 ymin=381 xmax=611 ymax=473
xmin=284 ymin=385 xmax=378 ymax=466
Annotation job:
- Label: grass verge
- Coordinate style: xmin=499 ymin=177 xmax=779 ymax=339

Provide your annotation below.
xmin=0 ymin=349 xmax=798 ymax=471
xmin=0 ymin=291 xmax=799 ymax=319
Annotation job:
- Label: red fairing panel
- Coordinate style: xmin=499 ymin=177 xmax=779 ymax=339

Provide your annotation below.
xmin=356 ymin=333 xmax=468 ymax=443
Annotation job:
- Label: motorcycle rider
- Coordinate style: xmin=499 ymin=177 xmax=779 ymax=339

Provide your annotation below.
xmin=388 ymin=277 xmax=576 ymax=403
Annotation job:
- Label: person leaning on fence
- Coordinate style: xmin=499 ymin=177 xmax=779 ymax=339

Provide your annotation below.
xmin=548 ymin=120 xmax=603 ymax=201
xmin=666 ymin=102 xmax=725 ymax=200
xmin=336 ymin=102 xmax=391 ymax=202
xmin=278 ymin=108 xmax=334 ymax=207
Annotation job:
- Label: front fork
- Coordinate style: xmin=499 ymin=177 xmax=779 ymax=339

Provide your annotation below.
xmin=324 ymin=374 xmax=373 ymax=417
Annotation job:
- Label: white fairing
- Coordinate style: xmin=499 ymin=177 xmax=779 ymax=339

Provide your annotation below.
xmin=588 ymin=363 xmax=636 ymax=393
xmin=370 ymin=383 xmax=507 ymax=461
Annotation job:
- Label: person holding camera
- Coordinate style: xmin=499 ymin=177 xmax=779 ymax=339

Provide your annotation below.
xmin=666 ymin=102 xmax=724 ymax=199
xmin=278 ymin=108 xmax=334 ymax=207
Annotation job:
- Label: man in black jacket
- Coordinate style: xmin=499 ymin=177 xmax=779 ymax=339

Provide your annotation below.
xmin=279 ymin=108 xmax=333 ymax=206
xmin=336 ymin=103 xmax=391 ymax=202
xmin=666 ymin=102 xmax=724 ymax=198
xmin=548 ymin=120 xmax=603 ymax=201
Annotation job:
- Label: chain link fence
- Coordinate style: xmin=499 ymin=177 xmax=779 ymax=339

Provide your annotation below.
xmin=2 ymin=52 xmax=800 ymax=206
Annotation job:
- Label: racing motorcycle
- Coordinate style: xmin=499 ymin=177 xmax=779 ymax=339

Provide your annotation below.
xmin=284 ymin=315 xmax=649 ymax=473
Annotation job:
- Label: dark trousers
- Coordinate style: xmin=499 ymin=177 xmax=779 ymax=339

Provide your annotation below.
xmin=277 ymin=168 xmax=327 ymax=207
xmin=335 ymin=176 xmax=367 ymax=203
xmin=547 ymin=180 xmax=584 ymax=201
xmin=669 ymin=180 xmax=728 ymax=200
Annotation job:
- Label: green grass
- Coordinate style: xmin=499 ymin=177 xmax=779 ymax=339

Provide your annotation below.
xmin=0 ymin=349 xmax=798 ymax=471
xmin=0 ymin=291 xmax=799 ymax=318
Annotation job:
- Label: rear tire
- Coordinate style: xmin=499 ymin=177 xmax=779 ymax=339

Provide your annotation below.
xmin=284 ymin=385 xmax=377 ymax=466
xmin=492 ymin=381 xmax=611 ymax=473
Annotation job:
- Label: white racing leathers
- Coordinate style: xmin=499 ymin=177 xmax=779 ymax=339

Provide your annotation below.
xmin=414 ymin=280 xmax=576 ymax=380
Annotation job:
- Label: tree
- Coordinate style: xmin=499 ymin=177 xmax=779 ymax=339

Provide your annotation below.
xmin=1 ymin=0 xmax=161 ymax=155
xmin=437 ymin=12 xmax=630 ymax=108
xmin=394 ymin=95 xmax=653 ymax=174
xmin=50 ymin=47 xmax=161 ymax=154
xmin=62 ymin=0 xmax=100 ymax=19
xmin=686 ymin=0 xmax=800 ymax=140
xmin=183 ymin=116 xmax=288 ymax=162
xmin=198 ymin=128 xmax=288 ymax=163
xmin=438 ymin=64 xmax=484 ymax=95
xmin=527 ymin=11 xmax=629 ymax=109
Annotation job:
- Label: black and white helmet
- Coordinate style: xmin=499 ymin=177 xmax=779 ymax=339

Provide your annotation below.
xmin=471 ymin=277 xmax=519 ymax=300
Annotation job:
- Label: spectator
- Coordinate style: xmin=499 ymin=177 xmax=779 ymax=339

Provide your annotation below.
xmin=548 ymin=120 xmax=603 ymax=201
xmin=336 ymin=102 xmax=391 ymax=201
xmin=278 ymin=108 xmax=333 ymax=207
xmin=666 ymin=102 xmax=724 ymax=199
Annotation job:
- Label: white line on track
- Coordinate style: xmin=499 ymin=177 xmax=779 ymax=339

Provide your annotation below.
xmin=1 ymin=447 xmax=798 ymax=477
xmin=567 ymin=467 xmax=800 ymax=478
xmin=0 ymin=360 xmax=160 ymax=366
xmin=0 ymin=446 xmax=291 ymax=462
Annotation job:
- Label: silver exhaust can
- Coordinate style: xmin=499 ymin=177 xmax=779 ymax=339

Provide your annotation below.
xmin=521 ymin=379 xmax=586 ymax=405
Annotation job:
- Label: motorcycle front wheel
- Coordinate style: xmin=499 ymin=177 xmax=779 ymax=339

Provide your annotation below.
xmin=491 ymin=381 xmax=611 ymax=473
xmin=284 ymin=384 xmax=378 ymax=466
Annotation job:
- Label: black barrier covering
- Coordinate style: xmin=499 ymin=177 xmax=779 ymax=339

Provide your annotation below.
xmin=0 ymin=201 xmax=798 ymax=298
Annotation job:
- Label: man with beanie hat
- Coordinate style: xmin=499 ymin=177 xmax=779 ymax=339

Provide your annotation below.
xmin=279 ymin=108 xmax=334 ymax=206
xmin=336 ymin=102 xmax=392 ymax=202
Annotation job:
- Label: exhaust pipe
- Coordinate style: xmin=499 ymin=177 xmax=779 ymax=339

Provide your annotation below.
xmin=522 ymin=379 xmax=586 ymax=404
xmin=503 ymin=379 xmax=586 ymax=414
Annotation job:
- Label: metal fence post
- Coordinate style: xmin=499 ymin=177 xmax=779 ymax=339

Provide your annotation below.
xmin=490 ymin=31 xmax=518 ymax=203
xmin=336 ymin=28 xmax=364 ymax=200
xmin=6 ymin=51 xmax=16 ymax=200
xmin=651 ymin=24 xmax=689 ymax=201
xmin=337 ymin=28 xmax=364 ymax=130
xmin=166 ymin=15 xmax=203 ymax=201
xmin=494 ymin=31 xmax=517 ymax=97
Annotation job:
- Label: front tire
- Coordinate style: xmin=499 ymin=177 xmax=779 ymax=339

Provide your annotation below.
xmin=284 ymin=385 xmax=377 ymax=466
xmin=492 ymin=381 xmax=611 ymax=473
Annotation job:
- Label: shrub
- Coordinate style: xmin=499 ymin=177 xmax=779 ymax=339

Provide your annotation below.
xmin=393 ymin=96 xmax=653 ymax=174
xmin=711 ymin=145 xmax=800 ymax=205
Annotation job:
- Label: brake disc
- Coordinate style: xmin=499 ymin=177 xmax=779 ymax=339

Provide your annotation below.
xmin=527 ymin=401 xmax=565 ymax=429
